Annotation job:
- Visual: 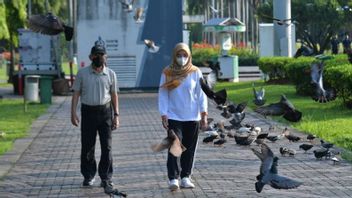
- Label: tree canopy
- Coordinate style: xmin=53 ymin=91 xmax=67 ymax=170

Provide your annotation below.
xmin=257 ymin=0 xmax=352 ymax=54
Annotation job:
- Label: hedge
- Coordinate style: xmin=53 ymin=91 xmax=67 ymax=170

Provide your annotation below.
xmin=258 ymin=54 xmax=352 ymax=108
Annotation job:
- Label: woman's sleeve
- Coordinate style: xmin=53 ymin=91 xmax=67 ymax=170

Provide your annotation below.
xmin=196 ymin=69 xmax=208 ymax=113
xmin=158 ymin=73 xmax=168 ymax=116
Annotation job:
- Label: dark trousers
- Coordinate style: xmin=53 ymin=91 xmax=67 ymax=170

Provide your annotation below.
xmin=167 ymin=119 xmax=200 ymax=180
xmin=80 ymin=104 xmax=113 ymax=181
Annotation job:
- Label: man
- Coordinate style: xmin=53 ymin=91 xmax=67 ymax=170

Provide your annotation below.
xmin=342 ymin=34 xmax=351 ymax=54
xmin=71 ymin=41 xmax=119 ymax=192
xmin=331 ymin=35 xmax=339 ymax=55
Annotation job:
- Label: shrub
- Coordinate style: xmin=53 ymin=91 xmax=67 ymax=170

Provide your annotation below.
xmin=191 ymin=43 xmax=259 ymax=66
xmin=285 ymin=57 xmax=315 ymax=95
xmin=258 ymin=57 xmax=291 ymax=82
xmin=325 ymin=64 xmax=352 ymax=108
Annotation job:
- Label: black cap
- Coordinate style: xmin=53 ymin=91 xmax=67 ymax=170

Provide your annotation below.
xmin=90 ymin=44 xmax=106 ymax=55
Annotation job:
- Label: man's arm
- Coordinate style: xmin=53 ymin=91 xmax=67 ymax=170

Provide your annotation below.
xmin=71 ymin=91 xmax=80 ymax=126
xmin=111 ymin=92 xmax=120 ymax=129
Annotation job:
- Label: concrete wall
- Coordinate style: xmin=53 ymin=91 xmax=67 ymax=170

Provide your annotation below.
xmin=76 ymin=0 xmax=182 ymax=88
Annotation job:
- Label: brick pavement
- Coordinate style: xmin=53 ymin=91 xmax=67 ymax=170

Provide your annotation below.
xmin=0 ymin=92 xmax=352 ymax=197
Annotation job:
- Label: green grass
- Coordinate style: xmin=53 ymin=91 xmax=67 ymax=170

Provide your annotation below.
xmin=0 ymin=63 xmax=7 ymax=82
xmin=216 ymin=80 xmax=352 ymax=156
xmin=61 ymin=62 xmax=78 ymax=76
xmin=0 ymin=99 xmax=48 ymax=155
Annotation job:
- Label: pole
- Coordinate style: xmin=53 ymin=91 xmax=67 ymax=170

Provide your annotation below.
xmin=273 ymin=0 xmax=292 ymax=57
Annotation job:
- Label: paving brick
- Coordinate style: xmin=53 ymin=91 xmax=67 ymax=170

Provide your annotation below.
xmin=0 ymin=93 xmax=352 ymax=197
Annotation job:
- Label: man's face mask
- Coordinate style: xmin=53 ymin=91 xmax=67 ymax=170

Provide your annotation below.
xmin=92 ymin=54 xmax=105 ymax=67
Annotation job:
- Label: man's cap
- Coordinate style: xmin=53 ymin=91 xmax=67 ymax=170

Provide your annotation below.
xmin=90 ymin=44 xmax=106 ymax=55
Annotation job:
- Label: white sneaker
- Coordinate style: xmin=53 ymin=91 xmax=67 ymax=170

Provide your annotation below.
xmin=168 ymin=179 xmax=179 ymax=191
xmin=180 ymin=177 xmax=195 ymax=188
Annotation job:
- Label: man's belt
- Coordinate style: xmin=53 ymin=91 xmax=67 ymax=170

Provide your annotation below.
xmin=82 ymin=103 xmax=110 ymax=111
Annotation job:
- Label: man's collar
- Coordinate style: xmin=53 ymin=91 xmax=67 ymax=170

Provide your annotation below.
xmin=90 ymin=64 xmax=108 ymax=75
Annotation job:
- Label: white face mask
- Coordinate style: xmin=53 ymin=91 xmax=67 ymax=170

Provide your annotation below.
xmin=176 ymin=57 xmax=189 ymax=66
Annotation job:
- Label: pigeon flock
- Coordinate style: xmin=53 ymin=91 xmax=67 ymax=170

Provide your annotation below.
xmin=180 ymin=61 xmax=342 ymax=193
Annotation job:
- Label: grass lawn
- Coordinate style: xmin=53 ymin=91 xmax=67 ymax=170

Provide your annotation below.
xmin=61 ymin=61 xmax=78 ymax=76
xmin=0 ymin=99 xmax=48 ymax=155
xmin=216 ymin=80 xmax=352 ymax=159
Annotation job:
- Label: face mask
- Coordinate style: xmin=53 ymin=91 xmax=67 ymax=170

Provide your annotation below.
xmin=92 ymin=56 xmax=104 ymax=67
xmin=176 ymin=57 xmax=188 ymax=66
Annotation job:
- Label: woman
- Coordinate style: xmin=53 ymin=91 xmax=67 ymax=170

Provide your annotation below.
xmin=158 ymin=43 xmax=208 ymax=191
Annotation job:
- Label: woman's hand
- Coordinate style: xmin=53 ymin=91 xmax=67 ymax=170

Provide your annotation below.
xmin=161 ymin=115 xmax=169 ymax=130
xmin=200 ymin=112 xmax=208 ymax=131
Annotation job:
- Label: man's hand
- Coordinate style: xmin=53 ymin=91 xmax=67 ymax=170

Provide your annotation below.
xmin=112 ymin=116 xmax=120 ymax=130
xmin=161 ymin=115 xmax=168 ymax=130
xmin=71 ymin=113 xmax=80 ymax=126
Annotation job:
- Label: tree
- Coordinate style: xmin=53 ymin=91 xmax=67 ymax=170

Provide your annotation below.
xmin=257 ymin=0 xmax=346 ymax=54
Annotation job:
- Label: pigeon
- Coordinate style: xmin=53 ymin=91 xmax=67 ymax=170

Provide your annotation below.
xmin=299 ymin=144 xmax=314 ymax=153
xmin=144 ymin=39 xmax=160 ymax=53
xmin=284 ymin=131 xmax=301 ymax=142
xmin=134 ymin=7 xmax=144 ymax=23
xmin=200 ymin=77 xmax=227 ymax=106
xmin=331 ymin=156 xmax=340 ymax=165
xmin=255 ymin=133 xmax=268 ymax=145
xmin=259 ymin=14 xmax=297 ymax=26
xmin=234 ymin=132 xmax=256 ymax=146
xmin=320 ymin=140 xmax=334 ymax=150
xmin=251 ymin=143 xmax=303 ymax=193
xmin=120 ymin=0 xmax=134 ymax=12
xmin=313 ymin=148 xmax=330 ymax=160
xmin=104 ymin=187 xmax=127 ymax=197
xmin=279 ymin=147 xmax=296 ymax=157
xmin=220 ymin=108 xmax=232 ymax=119
xmin=307 ymin=134 xmax=316 ymax=142
xmin=151 ymin=129 xmax=186 ymax=157
xmin=254 ymin=95 xmax=302 ymax=122
xmin=203 ymin=134 xmax=218 ymax=143
xmin=294 ymin=44 xmax=314 ymax=58
xmin=266 ymin=135 xmax=281 ymax=143
xmin=27 ymin=12 xmax=74 ymax=41
xmin=310 ymin=59 xmax=336 ymax=103
xmin=203 ymin=60 xmax=221 ymax=75
xmin=252 ymin=83 xmax=266 ymax=106
xmin=214 ymin=133 xmax=226 ymax=146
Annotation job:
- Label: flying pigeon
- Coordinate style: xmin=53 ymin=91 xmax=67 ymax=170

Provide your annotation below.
xmin=255 ymin=95 xmax=302 ymax=122
xmin=151 ymin=129 xmax=186 ymax=157
xmin=27 ymin=12 xmax=74 ymax=41
xmin=134 ymin=7 xmax=144 ymax=23
xmin=144 ymin=39 xmax=160 ymax=53
xmin=259 ymin=14 xmax=297 ymax=26
xmin=251 ymin=143 xmax=303 ymax=193
xmin=200 ymin=77 xmax=227 ymax=106
xmin=310 ymin=59 xmax=336 ymax=103
xmin=252 ymin=83 xmax=266 ymax=106
xmin=120 ymin=0 xmax=134 ymax=12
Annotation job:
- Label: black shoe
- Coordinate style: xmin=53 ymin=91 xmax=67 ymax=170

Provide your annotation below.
xmin=100 ymin=180 xmax=114 ymax=188
xmin=82 ymin=178 xmax=95 ymax=187
xmin=101 ymin=180 xmax=114 ymax=193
